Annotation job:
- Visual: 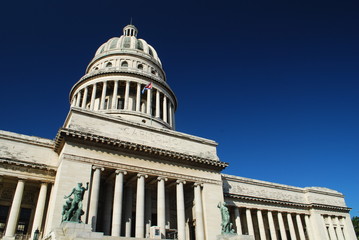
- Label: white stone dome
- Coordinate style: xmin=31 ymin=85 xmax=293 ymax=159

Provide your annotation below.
xmin=91 ymin=25 xmax=162 ymax=67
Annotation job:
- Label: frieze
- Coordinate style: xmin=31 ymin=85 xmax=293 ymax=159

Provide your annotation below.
xmin=62 ymin=153 xmax=222 ymax=185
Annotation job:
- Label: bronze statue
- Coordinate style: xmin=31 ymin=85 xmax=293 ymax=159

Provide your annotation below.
xmin=62 ymin=182 xmax=89 ymax=222
xmin=217 ymin=202 xmax=235 ymax=234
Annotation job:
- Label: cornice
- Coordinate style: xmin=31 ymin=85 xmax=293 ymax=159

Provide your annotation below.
xmin=62 ymin=153 xmax=222 ymax=185
xmin=0 ymin=130 xmax=54 ymax=149
xmin=224 ymin=193 xmax=350 ymax=213
xmin=55 ymin=128 xmax=228 ymax=171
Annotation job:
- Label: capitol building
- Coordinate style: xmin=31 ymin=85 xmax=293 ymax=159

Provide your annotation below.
xmin=0 ymin=25 xmax=356 ymax=240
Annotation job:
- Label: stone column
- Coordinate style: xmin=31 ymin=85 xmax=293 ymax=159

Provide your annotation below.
xmin=267 ymin=211 xmax=277 ymax=240
xmin=31 ymin=182 xmax=48 ymax=239
xmin=194 ymin=183 xmax=204 ymax=240
xmin=327 ymin=216 xmax=337 ymax=240
xmin=124 ymin=81 xmax=130 ymax=110
xmin=287 ymin=213 xmax=297 ymax=240
xmin=76 ymin=91 xmax=82 ymax=107
xmin=112 ymin=170 xmax=127 ymax=236
xmin=156 ymin=90 xmax=160 ymax=117
xmin=146 ymin=89 xmax=152 ymax=115
xmin=82 ymin=87 xmax=88 ymax=109
xmin=90 ymin=83 xmax=97 ymax=110
xmin=169 ymin=103 xmax=173 ymax=127
xmin=176 ymin=180 xmax=186 ymax=240
xmin=103 ymin=181 xmax=114 ymax=235
xmin=124 ymin=185 xmax=133 ymax=237
xmin=309 ymin=210 xmax=329 ymax=240
xmin=277 ymin=212 xmax=287 ymax=240
xmin=145 ymin=189 xmax=152 ymax=238
xmin=4 ymin=179 xmax=25 ymax=238
xmin=88 ymin=166 xmax=103 ymax=231
xmin=136 ymin=83 xmax=141 ymax=111
xmin=296 ymin=214 xmax=306 ymax=240
xmin=157 ymin=177 xmax=167 ymax=238
xmin=245 ymin=208 xmax=254 ymax=236
xmin=234 ymin=208 xmax=242 ymax=235
xmin=111 ymin=80 xmax=118 ymax=109
xmin=334 ymin=217 xmax=345 ymax=240
xmin=135 ymin=174 xmax=147 ymax=238
xmin=304 ymin=215 xmax=314 ymax=240
xmin=163 ymin=96 xmax=167 ymax=122
xmin=257 ymin=210 xmax=267 ymax=240
xmin=100 ymin=81 xmax=107 ymax=110
xmin=71 ymin=95 xmax=76 ymax=107
xmin=165 ymin=190 xmax=171 ymax=229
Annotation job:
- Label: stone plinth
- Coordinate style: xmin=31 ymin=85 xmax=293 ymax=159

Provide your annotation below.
xmin=44 ymin=222 xmax=104 ymax=240
xmin=217 ymin=234 xmax=255 ymax=240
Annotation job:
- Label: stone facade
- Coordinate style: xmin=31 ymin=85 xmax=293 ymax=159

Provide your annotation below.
xmin=0 ymin=24 xmax=356 ymax=240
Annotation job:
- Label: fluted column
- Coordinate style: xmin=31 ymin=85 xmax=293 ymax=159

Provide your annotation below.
xmin=304 ymin=215 xmax=313 ymax=240
xmin=100 ymin=81 xmax=107 ymax=110
xmin=163 ymin=96 xmax=167 ymax=122
xmin=111 ymin=80 xmax=118 ymax=109
xmin=124 ymin=81 xmax=130 ymax=110
xmin=136 ymin=83 xmax=141 ymax=111
xmin=296 ymin=214 xmax=306 ymax=240
xmin=334 ymin=217 xmax=345 ymax=240
xmin=82 ymin=87 xmax=88 ymax=109
xmin=76 ymin=91 xmax=82 ymax=107
xmin=176 ymin=180 xmax=186 ymax=240
xmin=157 ymin=177 xmax=167 ymax=238
xmin=5 ymin=179 xmax=25 ymax=238
xmin=31 ymin=183 xmax=48 ymax=239
xmin=156 ymin=90 xmax=160 ymax=117
xmin=234 ymin=208 xmax=242 ymax=235
xmin=277 ymin=212 xmax=287 ymax=240
xmin=169 ymin=103 xmax=173 ymax=127
xmin=287 ymin=213 xmax=297 ymax=240
xmin=124 ymin=185 xmax=133 ymax=237
xmin=257 ymin=210 xmax=267 ymax=240
xmin=267 ymin=211 xmax=277 ymax=240
xmin=194 ymin=183 xmax=204 ymax=240
xmin=146 ymin=89 xmax=152 ymax=115
xmin=90 ymin=83 xmax=97 ymax=110
xmin=328 ymin=216 xmax=337 ymax=240
xmin=135 ymin=174 xmax=147 ymax=238
xmin=112 ymin=170 xmax=127 ymax=236
xmin=245 ymin=208 xmax=254 ymax=236
xmin=88 ymin=166 xmax=103 ymax=231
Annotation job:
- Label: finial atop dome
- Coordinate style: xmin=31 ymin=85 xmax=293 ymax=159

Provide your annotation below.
xmin=123 ymin=24 xmax=138 ymax=37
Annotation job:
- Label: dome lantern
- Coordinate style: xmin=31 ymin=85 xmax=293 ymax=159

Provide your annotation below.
xmin=123 ymin=24 xmax=138 ymax=37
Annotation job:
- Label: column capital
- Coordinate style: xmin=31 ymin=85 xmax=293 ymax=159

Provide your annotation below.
xmin=92 ymin=166 xmax=105 ymax=171
xmin=176 ymin=180 xmax=186 ymax=185
xmin=157 ymin=177 xmax=168 ymax=182
xmin=137 ymin=173 xmax=148 ymax=178
xmin=193 ymin=182 xmax=203 ymax=188
xmin=115 ymin=170 xmax=127 ymax=175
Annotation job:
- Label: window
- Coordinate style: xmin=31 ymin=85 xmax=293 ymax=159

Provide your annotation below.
xmin=149 ymin=48 xmax=153 ymax=56
xmin=117 ymin=98 xmax=124 ymax=110
xmin=121 ymin=61 xmax=128 ymax=67
xmin=106 ymin=62 xmax=112 ymax=68
xmin=137 ymin=64 xmax=143 ymax=70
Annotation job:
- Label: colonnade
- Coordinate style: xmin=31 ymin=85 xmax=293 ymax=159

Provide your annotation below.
xmin=232 ymin=207 xmax=352 ymax=240
xmin=71 ymin=80 xmax=175 ymax=127
xmin=87 ymin=166 xmax=204 ymax=240
xmin=2 ymin=179 xmax=49 ymax=240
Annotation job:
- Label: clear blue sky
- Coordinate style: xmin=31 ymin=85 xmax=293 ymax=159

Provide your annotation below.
xmin=1 ymin=0 xmax=358 ymax=216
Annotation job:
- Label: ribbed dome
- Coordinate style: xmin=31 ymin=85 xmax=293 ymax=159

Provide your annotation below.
xmin=92 ymin=25 xmax=162 ymax=66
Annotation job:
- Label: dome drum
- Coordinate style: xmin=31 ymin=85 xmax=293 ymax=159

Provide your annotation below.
xmin=70 ymin=78 xmax=176 ymax=129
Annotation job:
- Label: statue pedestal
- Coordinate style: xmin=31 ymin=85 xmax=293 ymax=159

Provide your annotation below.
xmin=44 ymin=222 xmax=103 ymax=240
xmin=217 ymin=234 xmax=255 ymax=240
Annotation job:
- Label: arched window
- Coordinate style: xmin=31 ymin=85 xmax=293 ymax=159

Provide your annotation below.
xmin=137 ymin=64 xmax=143 ymax=70
xmin=121 ymin=61 xmax=128 ymax=67
xmin=148 ymin=48 xmax=153 ymax=57
xmin=106 ymin=62 xmax=112 ymax=68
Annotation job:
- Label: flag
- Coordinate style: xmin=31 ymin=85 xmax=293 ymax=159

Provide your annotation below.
xmin=141 ymin=82 xmax=153 ymax=94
